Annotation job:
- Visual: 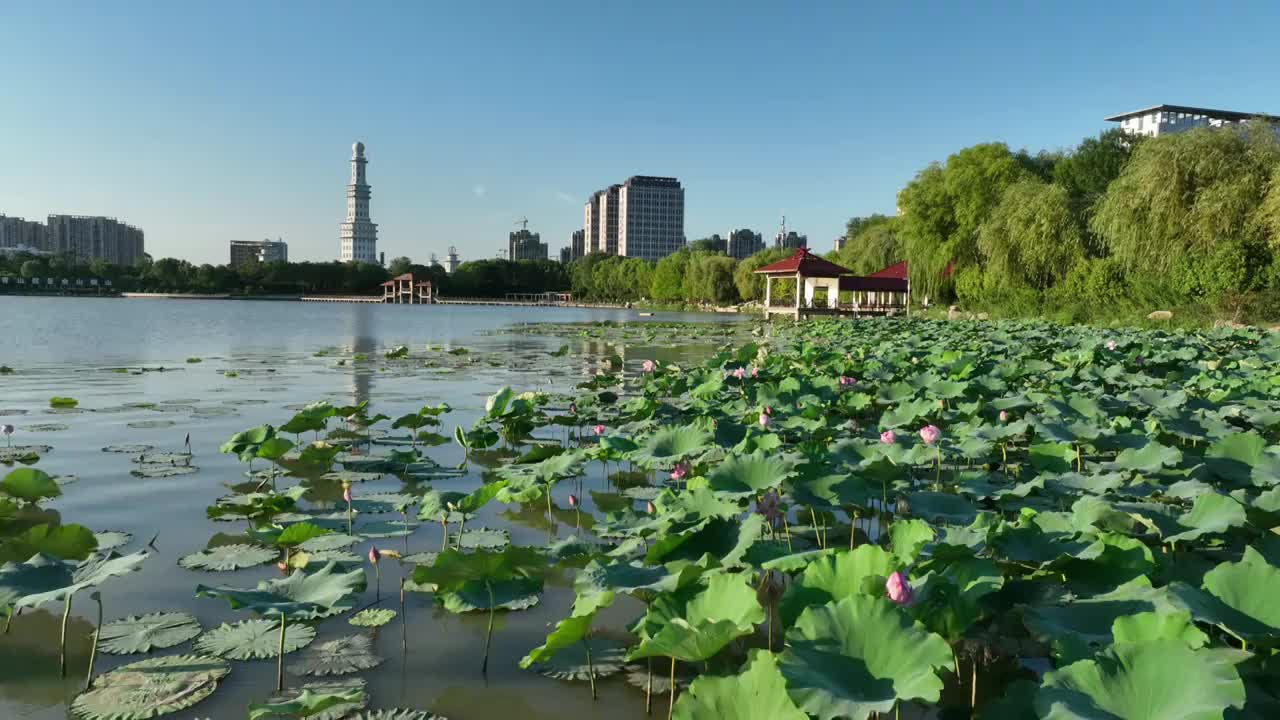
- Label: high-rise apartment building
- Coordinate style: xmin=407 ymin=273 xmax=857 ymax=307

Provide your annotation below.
xmin=618 ymin=176 xmax=684 ymax=261
xmin=0 ymin=215 xmax=48 ymax=252
xmin=339 ymin=141 xmax=379 ymax=264
xmin=230 ymin=238 xmax=289 ymax=267
xmin=508 ymin=229 xmax=548 ymax=261
xmin=775 ymin=230 xmax=808 ymax=250
xmin=45 ymin=215 xmax=145 ymax=265
xmin=558 ymin=246 xmax=571 ymax=264
xmin=584 ymin=192 xmax=601 ymax=255
xmin=727 ymin=228 xmax=765 ymax=259
xmin=570 ymin=229 xmax=585 ymax=261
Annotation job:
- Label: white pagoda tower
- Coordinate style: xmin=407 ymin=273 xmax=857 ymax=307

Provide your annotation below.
xmin=339 ymin=141 xmax=379 ymax=264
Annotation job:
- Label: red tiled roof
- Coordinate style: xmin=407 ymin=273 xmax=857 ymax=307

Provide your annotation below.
xmin=840 ymin=275 xmax=908 ymax=292
xmin=865 ymin=260 xmax=955 ymax=280
xmin=753 ymin=248 xmax=854 ymax=278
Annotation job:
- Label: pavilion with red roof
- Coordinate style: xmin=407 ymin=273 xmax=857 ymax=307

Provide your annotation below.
xmin=753 ymin=248 xmax=912 ymax=318
xmin=381 ymin=273 xmax=434 ymax=304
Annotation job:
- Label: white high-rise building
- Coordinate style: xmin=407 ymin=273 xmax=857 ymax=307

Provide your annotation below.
xmin=339 ymin=141 xmax=379 ymax=264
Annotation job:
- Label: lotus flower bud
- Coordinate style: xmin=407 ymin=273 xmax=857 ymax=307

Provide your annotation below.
xmin=919 ymin=425 xmax=941 ymax=445
xmin=998 ymin=410 xmax=1009 ymax=423
xmin=568 ymin=493 xmax=578 ymax=508
xmin=1106 ymin=340 xmax=1117 ymax=351
xmin=569 ymin=402 xmax=578 ymax=415
xmin=880 ymin=430 xmax=896 ymax=444
xmin=759 ymin=412 xmax=771 ymax=429
xmin=368 ymin=545 xmax=381 ymax=565
xmin=732 ymin=367 xmax=746 ymax=380
xmin=342 ymin=482 xmax=353 ymax=504
xmin=642 ymin=359 xmax=656 ymax=373
xmin=593 ymin=424 xmax=606 ymax=436
xmin=645 ymin=500 xmax=656 ymax=515
xmin=886 ymin=570 xmax=914 ymax=606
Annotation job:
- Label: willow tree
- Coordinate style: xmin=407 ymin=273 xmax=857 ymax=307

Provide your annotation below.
xmin=977 ymin=180 xmax=1085 ymax=289
xmin=835 ymin=217 xmax=902 ymax=275
xmin=732 ymin=247 xmax=791 ymax=302
xmin=1090 ymin=123 xmax=1280 ymax=277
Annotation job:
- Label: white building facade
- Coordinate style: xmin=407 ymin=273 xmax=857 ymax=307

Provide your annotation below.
xmin=339 ymin=141 xmax=379 ymax=264
xmin=1106 ymin=104 xmax=1280 ymax=138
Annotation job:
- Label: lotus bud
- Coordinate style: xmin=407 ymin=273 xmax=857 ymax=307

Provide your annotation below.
xmin=759 ymin=412 xmax=771 ymax=429
xmin=880 ymin=430 xmax=897 ymax=444
xmin=750 ymin=366 xmax=759 ymax=378
xmin=645 ymin=500 xmax=656 ymax=515
xmin=1106 ymin=340 xmax=1117 ymax=351
xmin=342 ymin=482 xmax=353 ymax=504
xmin=368 ymin=545 xmax=381 ymax=565
xmin=642 ymin=359 xmax=656 ymax=373
xmin=919 ymin=424 xmax=941 ymax=445
xmin=886 ymin=570 xmax=914 ymax=606
xmin=593 ymin=424 xmax=606 ymax=436
xmin=568 ymin=493 xmax=578 ymax=508
xmin=276 ymin=561 xmax=288 ymax=573
xmin=839 ymin=376 xmax=855 ymax=386
xmin=998 ymin=410 xmax=1009 ymax=423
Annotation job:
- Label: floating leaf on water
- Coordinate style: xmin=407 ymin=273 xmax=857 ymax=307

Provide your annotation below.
xmin=357 ymin=520 xmax=416 ymax=539
xmin=132 ymin=452 xmax=192 ymax=465
xmin=298 ymin=533 xmax=361 ymax=552
xmin=194 ymin=618 xmax=316 ymax=659
xmin=49 ymin=396 xmax=79 ymax=408
xmin=97 ymin=611 xmax=203 ymax=654
xmin=456 ymin=527 xmax=511 ymax=551
xmin=0 ymin=444 xmax=52 ymax=464
xmin=529 ymin=637 xmax=628 ymax=682
xmin=93 ymin=531 xmax=133 ymax=551
xmin=253 ymin=678 xmax=368 ymax=720
xmin=70 ymin=654 xmax=228 ymax=720
xmin=127 ymin=419 xmax=176 ymax=429
xmin=352 ymin=492 xmax=418 ymax=514
xmin=130 ymin=464 xmax=199 ymax=478
xmin=349 ymin=608 xmax=397 ymax=627
xmin=401 ymin=551 xmax=438 ymax=565
xmin=347 ymin=711 xmax=443 ymax=720
xmin=293 ymin=634 xmax=383 ymax=676
xmin=102 ymin=444 xmax=156 ymax=454
xmin=196 ymin=561 xmax=365 ymax=619
xmin=178 ymin=544 xmax=278 ymax=572
xmin=1 ymin=467 xmax=62 ymax=502
xmin=321 ymin=470 xmax=383 ymax=484
xmin=24 ymin=423 xmax=69 ymax=432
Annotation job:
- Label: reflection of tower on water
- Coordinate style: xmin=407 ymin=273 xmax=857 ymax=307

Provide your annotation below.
xmin=347 ymin=305 xmax=376 ymax=407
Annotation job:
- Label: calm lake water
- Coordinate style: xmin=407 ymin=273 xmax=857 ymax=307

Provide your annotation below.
xmin=0 ymin=296 xmax=747 ymax=720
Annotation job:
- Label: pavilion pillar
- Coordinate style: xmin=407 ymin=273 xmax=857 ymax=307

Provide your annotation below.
xmin=795 ymin=272 xmax=801 ymax=311
xmin=764 ymin=276 xmax=772 ymax=315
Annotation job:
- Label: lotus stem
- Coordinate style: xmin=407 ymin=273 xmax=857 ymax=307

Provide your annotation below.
xmin=400 ymin=577 xmax=407 ymax=655
xmin=782 ymin=514 xmax=793 ymax=553
xmin=374 ymin=563 xmax=381 ymax=603
xmin=347 ymin=500 xmax=353 ymax=535
xmin=4 ymin=607 xmax=13 ymax=634
xmin=645 ymin=657 xmax=653 ymax=714
xmin=481 ymin=581 xmax=496 ymax=675
xmin=276 ymin=612 xmax=287 ymax=692
xmin=668 ymin=657 xmax=677 ymax=720
xmin=971 ymin=657 xmax=977 ymax=708
xmin=583 ymin=638 xmax=597 ymax=700
xmin=403 ymin=510 xmax=410 ymax=555
xmin=59 ymin=595 xmax=72 ymax=677
xmin=441 ymin=519 xmax=449 ymax=550
xmin=85 ymin=593 xmax=102 ymax=691
xmin=809 ymin=507 xmax=823 ymax=549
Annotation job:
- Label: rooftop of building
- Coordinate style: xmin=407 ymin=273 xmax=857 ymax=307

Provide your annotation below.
xmin=624 ymin=175 xmax=681 ymax=187
xmin=1104 ymin=104 xmax=1280 ymax=123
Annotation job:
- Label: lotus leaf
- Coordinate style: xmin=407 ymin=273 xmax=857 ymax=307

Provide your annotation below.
xmin=250 ymin=678 xmax=368 ymax=720
xmin=1 ymin=467 xmax=61 ymax=502
xmin=293 ymin=634 xmax=382 ymax=676
xmin=780 ymin=545 xmax=898 ymax=625
xmin=97 ymin=611 xmax=203 ymax=654
xmin=673 ymin=649 xmax=806 ymax=720
xmin=194 ymin=617 xmax=316 ymax=659
xmin=71 ymin=654 xmax=228 ymax=720
xmin=178 ymin=543 xmax=278 ymax=571
xmin=706 ymin=451 xmax=797 ymax=494
xmin=349 ymin=608 xmax=397 ymax=627
xmin=195 ymin=561 xmax=365 ymax=619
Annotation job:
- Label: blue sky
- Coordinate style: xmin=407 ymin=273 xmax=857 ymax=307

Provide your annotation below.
xmin=3 ymin=1 xmax=1278 ymax=265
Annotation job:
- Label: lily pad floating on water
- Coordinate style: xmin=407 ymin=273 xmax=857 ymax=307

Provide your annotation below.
xmin=70 ymin=654 xmax=229 ymax=720
xmin=102 ymin=444 xmax=155 ymax=454
xmin=527 ymin=637 xmax=628 ymax=682
xmin=194 ymin=618 xmax=316 ymax=660
xmin=298 ymin=533 xmax=361 ymax=552
xmin=130 ymin=464 xmax=199 ymax=479
xmin=127 ymin=419 xmax=176 ymax=429
xmin=24 ymin=423 xmax=69 ymax=432
xmin=252 ymin=678 xmax=368 ymax=720
xmin=349 ymin=608 xmax=397 ymax=627
xmin=178 ymin=543 xmax=279 ymax=572
xmin=49 ymin=396 xmax=79 ymax=408
xmin=133 ymin=452 xmax=192 ymax=465
xmin=97 ymin=611 xmax=203 ymax=655
xmin=0 ymin=444 xmax=52 ymax=464
xmin=320 ymin=470 xmax=383 ymax=484
xmin=348 ymin=711 xmax=443 ymax=720
xmin=293 ymin=634 xmax=383 ymax=676
xmin=455 ymin=527 xmax=511 ymax=551
xmin=93 ymin=531 xmax=133 ymax=551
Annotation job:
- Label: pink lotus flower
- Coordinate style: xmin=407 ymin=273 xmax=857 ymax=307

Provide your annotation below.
xmin=670 ymin=462 xmax=690 ymax=481
xmin=642 ymin=359 xmax=656 ymax=373
xmin=998 ymin=410 xmax=1009 ymax=423
xmin=593 ymin=424 xmax=606 ymax=436
xmin=276 ymin=561 xmax=288 ymax=572
xmin=342 ymin=483 xmax=353 ymax=504
xmin=886 ymin=571 xmax=914 ymax=606
xmin=732 ymin=367 xmax=746 ymax=380
xmin=880 ymin=430 xmax=897 ymax=444
xmin=750 ymin=366 xmax=759 ymax=378
xmin=1106 ymin=340 xmax=1117 ymax=351
xmin=567 ymin=493 xmax=578 ymax=508
xmin=368 ymin=545 xmax=381 ymax=565
xmin=919 ymin=425 xmax=941 ymax=445
xmin=645 ymin=500 xmax=656 ymax=515
xmin=839 ymin=376 xmax=856 ymax=387
xmin=759 ymin=412 xmax=771 ymax=429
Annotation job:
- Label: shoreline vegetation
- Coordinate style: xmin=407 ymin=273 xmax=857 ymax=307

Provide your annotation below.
xmin=7 ymin=123 xmax=1280 ymax=329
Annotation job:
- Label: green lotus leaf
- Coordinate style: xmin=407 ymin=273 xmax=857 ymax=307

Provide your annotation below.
xmin=1029 ymin=443 xmax=1078 ymax=473
xmin=1 ymin=522 xmax=97 ymax=563
xmin=196 ymin=561 xmax=365 ymax=619
xmin=1204 ymin=431 xmax=1267 ymax=485
xmin=1023 ymin=577 xmax=1181 ymax=663
xmin=780 ymin=545 xmax=899 ymax=626
xmin=1113 ymin=440 xmax=1183 ymax=472
xmin=707 ymin=451 xmax=797 ymax=494
xmin=2 ymin=551 xmax=149 ymax=611
xmin=456 ymin=527 xmax=511 ymax=551
xmin=654 ymin=487 xmax=744 ymax=525
xmin=1111 ymin=610 xmax=1208 ymax=648
xmin=520 ymin=612 xmax=593 ymax=668
xmin=630 ymin=425 xmax=714 ymax=466
xmin=298 ymin=533 xmax=361 ymax=552
xmin=1166 ymin=493 xmax=1247 ymax=544
xmin=412 ymin=489 xmax=467 ymax=522
xmin=889 ymin=519 xmax=935 ymax=564
xmin=629 ymin=572 xmax=764 ymax=662
xmin=352 ymin=492 xmax=418 ymax=514
xmin=132 ymin=452 xmax=192 ymax=465
xmin=437 ymin=577 xmax=543 ymax=612
xmin=274 ymin=522 xmax=333 ymax=548
xmin=349 ymin=608 xmax=397 ymax=627
xmin=1202 ymin=547 xmax=1280 ymax=632
xmin=102 ymin=444 xmax=156 ymax=454
xmin=1 ymin=467 xmax=61 ymax=502
xmin=906 ymin=492 xmax=980 ymax=525
xmin=178 ymin=543 xmax=278 ymax=571
xmin=574 ymin=559 xmax=696 ymax=599
xmin=97 ymin=611 xmax=203 ymax=655
xmin=645 ymin=514 xmax=765 ymax=569
xmin=194 ymin=617 xmax=315 ymax=659
xmin=49 ymin=396 xmax=79 ymax=408
xmin=294 ymin=634 xmax=382 ymax=676
xmin=526 ymin=639 xmax=627 ymax=682
xmin=673 ymin=648 xmax=807 ymax=720
xmin=71 ymin=654 xmax=229 ymax=720
xmin=348 ymin=711 xmax=442 ymax=720
xmin=130 ymin=464 xmax=199 ymax=478
xmin=412 ymin=546 xmax=545 ymax=590
xmin=1034 ymin=640 xmax=1245 ymax=720
xmin=778 ymin=595 xmax=954 ymax=720
xmin=252 ymin=678 xmax=368 ymax=720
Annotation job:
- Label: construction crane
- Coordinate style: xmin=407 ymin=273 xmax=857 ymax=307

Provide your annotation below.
xmin=514 ymin=216 xmax=529 ymax=231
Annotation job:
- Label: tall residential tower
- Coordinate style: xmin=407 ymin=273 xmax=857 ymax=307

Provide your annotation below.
xmin=583 ymin=176 xmax=684 ymax=260
xmin=339 ymin=141 xmax=379 ymax=264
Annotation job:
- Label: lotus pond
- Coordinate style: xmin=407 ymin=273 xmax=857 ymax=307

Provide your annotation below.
xmin=5 ymin=298 xmax=1280 ymax=719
